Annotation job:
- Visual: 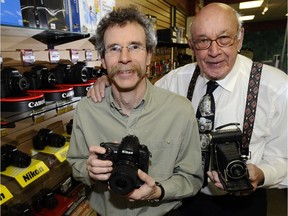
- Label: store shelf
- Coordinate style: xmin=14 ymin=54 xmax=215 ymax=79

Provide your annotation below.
xmin=157 ymin=41 xmax=189 ymax=48
xmin=1 ymin=97 xmax=81 ymax=126
xmin=1 ymin=25 xmax=90 ymax=49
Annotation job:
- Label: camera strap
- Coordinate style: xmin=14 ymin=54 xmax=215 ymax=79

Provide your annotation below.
xmin=186 ymin=62 xmax=263 ymax=156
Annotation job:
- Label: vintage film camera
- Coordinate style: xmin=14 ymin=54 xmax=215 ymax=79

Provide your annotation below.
xmin=33 ymin=128 xmax=66 ymax=150
xmin=23 ymin=65 xmax=57 ymax=90
xmin=210 ymin=124 xmax=253 ymax=193
xmin=1 ymin=67 xmax=30 ymax=98
xmin=98 ymin=135 xmax=151 ymax=195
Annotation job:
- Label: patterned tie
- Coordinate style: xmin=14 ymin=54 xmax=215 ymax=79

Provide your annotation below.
xmin=196 ymin=80 xmax=219 ymax=187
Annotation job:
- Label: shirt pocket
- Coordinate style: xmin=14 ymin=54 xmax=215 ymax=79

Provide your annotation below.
xmin=147 ymin=138 xmax=181 ymax=181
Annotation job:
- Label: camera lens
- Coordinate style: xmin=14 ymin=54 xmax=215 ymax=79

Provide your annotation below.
xmin=46 ymin=72 xmax=56 ymax=87
xmin=0 ymin=144 xmax=31 ymax=170
xmin=109 ymin=163 xmax=138 ymax=195
xmin=11 ymin=150 xmax=32 ymax=168
xmin=226 ymin=160 xmax=247 ymax=179
xmin=11 ymin=75 xmax=30 ymax=94
xmin=47 ymin=133 xmax=66 ymax=148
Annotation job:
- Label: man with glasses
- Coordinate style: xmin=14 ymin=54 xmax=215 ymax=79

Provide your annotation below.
xmin=88 ymin=3 xmax=287 ymax=216
xmin=67 ymin=6 xmax=203 ymax=216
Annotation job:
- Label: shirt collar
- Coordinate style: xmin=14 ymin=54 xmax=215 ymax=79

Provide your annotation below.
xmin=106 ymin=79 xmax=152 ymax=112
xmin=216 ymin=55 xmax=242 ymax=92
xmin=199 ymin=55 xmax=242 ymax=92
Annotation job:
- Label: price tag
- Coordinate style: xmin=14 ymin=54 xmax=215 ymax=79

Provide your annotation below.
xmin=20 ymin=49 xmax=35 ymax=66
xmin=85 ymin=49 xmax=93 ymax=61
xmin=31 ymin=108 xmax=46 ymax=124
xmin=48 ymin=49 xmax=60 ymax=63
xmin=69 ymin=49 xmax=79 ymax=63
xmin=0 ymin=184 xmax=13 ymax=205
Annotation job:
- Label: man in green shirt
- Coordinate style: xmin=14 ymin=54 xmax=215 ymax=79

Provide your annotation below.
xmin=67 ymin=7 xmax=203 ymax=216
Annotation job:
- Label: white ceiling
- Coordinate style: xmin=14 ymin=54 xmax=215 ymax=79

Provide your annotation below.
xmin=227 ymin=0 xmax=287 ymax=23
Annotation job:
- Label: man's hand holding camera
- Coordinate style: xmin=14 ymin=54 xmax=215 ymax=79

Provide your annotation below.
xmin=88 ymin=145 xmax=162 ymax=202
xmin=207 ymin=163 xmax=265 ymax=195
xmin=88 ymin=145 xmax=113 ymax=181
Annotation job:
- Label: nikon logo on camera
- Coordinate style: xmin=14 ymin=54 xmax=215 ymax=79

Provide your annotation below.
xmin=1 ymin=159 xmax=49 ymax=188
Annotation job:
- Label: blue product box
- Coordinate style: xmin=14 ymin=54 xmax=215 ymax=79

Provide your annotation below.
xmin=0 ymin=0 xmax=24 ymax=27
xmin=70 ymin=0 xmax=102 ymax=33
xmin=70 ymin=0 xmax=81 ymax=32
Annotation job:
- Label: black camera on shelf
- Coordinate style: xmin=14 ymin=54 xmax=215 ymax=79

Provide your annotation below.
xmin=32 ymin=188 xmax=58 ymax=212
xmin=1 ymin=144 xmax=32 ymax=171
xmin=33 ymin=128 xmax=66 ymax=150
xmin=1 ymin=67 xmax=30 ymax=98
xmin=86 ymin=66 xmax=107 ymax=80
xmin=210 ymin=124 xmax=253 ymax=193
xmin=52 ymin=62 xmax=88 ymax=84
xmin=98 ymin=135 xmax=151 ymax=195
xmin=23 ymin=65 xmax=57 ymax=90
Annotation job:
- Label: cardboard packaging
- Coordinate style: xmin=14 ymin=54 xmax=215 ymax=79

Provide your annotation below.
xmin=69 ymin=0 xmax=115 ymax=33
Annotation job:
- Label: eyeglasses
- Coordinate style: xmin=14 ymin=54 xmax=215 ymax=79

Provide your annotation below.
xmin=105 ymin=44 xmax=146 ymax=56
xmin=192 ymin=35 xmax=237 ymax=50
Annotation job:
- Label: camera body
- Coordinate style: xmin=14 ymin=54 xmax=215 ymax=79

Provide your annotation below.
xmin=52 ymin=62 xmax=88 ymax=84
xmin=98 ymin=135 xmax=151 ymax=195
xmin=33 ymin=128 xmax=66 ymax=150
xmin=210 ymin=126 xmax=253 ymax=193
xmin=23 ymin=65 xmax=56 ymax=90
xmin=1 ymin=67 xmax=30 ymax=98
xmin=32 ymin=188 xmax=58 ymax=212
xmin=1 ymin=144 xmax=32 ymax=171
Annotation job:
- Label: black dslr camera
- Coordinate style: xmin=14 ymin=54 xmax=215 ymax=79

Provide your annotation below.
xmin=33 ymin=128 xmax=66 ymax=150
xmin=23 ymin=65 xmax=56 ymax=90
xmin=210 ymin=124 xmax=253 ymax=193
xmin=32 ymin=188 xmax=58 ymax=212
xmin=52 ymin=62 xmax=88 ymax=84
xmin=98 ymin=135 xmax=151 ymax=195
xmin=1 ymin=67 xmax=30 ymax=98
xmin=1 ymin=144 xmax=32 ymax=171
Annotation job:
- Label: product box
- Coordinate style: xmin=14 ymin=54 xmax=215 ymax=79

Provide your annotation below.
xmin=0 ymin=0 xmax=23 ymax=27
xmin=70 ymin=0 xmax=115 ymax=33
xmin=20 ymin=0 xmax=68 ymax=30
xmin=157 ymin=27 xmax=178 ymax=43
xmin=70 ymin=0 xmax=100 ymax=33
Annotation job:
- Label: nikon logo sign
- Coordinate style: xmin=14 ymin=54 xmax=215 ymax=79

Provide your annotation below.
xmin=12 ymin=160 xmax=50 ymax=187
xmin=23 ymin=167 xmax=44 ymax=182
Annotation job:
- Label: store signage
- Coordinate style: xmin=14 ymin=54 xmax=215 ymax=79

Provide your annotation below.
xmin=0 ymin=159 xmax=50 ymax=188
xmin=0 ymin=184 xmax=13 ymax=205
xmin=34 ymin=142 xmax=70 ymax=162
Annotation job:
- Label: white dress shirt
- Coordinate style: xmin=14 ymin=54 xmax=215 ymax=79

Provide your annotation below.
xmin=156 ymin=54 xmax=288 ymax=195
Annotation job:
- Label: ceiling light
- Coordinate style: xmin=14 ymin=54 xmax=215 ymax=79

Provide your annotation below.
xmin=239 ymin=15 xmax=255 ymax=21
xmin=262 ymin=6 xmax=269 ymax=15
xmin=239 ymin=0 xmax=263 ymax=9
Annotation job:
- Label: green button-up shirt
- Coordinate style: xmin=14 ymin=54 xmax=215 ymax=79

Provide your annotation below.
xmin=67 ymin=80 xmax=203 ymax=216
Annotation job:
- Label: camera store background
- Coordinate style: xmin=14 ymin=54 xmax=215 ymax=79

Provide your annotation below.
xmin=0 ymin=0 xmax=287 ymax=215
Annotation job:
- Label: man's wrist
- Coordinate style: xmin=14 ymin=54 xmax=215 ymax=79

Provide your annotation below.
xmin=148 ymin=182 xmax=165 ymax=203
